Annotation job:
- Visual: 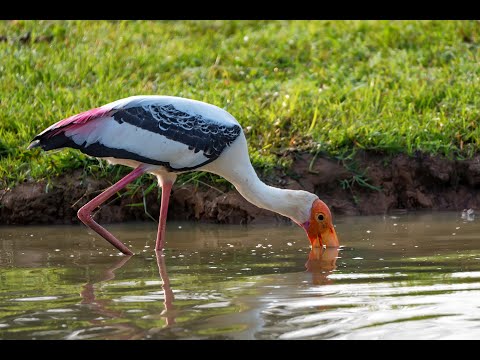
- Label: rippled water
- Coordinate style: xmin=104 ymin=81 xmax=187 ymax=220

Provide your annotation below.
xmin=1 ymin=212 xmax=480 ymax=339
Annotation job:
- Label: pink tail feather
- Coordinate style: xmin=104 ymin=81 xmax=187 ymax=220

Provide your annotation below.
xmin=45 ymin=107 xmax=112 ymax=138
xmin=28 ymin=106 xmax=113 ymax=150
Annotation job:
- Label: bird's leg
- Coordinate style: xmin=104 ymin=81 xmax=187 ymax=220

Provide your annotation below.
xmin=77 ymin=166 xmax=147 ymax=255
xmin=156 ymin=180 xmax=174 ymax=251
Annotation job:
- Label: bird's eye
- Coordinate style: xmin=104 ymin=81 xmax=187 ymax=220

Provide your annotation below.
xmin=317 ymin=214 xmax=324 ymax=221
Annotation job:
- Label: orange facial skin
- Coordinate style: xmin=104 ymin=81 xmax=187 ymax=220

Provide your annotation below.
xmin=303 ymin=199 xmax=339 ymax=248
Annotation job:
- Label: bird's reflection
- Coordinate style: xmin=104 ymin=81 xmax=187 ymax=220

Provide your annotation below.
xmin=80 ymin=255 xmax=131 ymax=306
xmin=78 ymin=246 xmax=338 ymax=339
xmin=80 ymin=250 xmax=176 ymax=339
xmin=155 ymin=250 xmax=175 ymax=326
xmin=305 ymin=247 xmax=339 ymax=285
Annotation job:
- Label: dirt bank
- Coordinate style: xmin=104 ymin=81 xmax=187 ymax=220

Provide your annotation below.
xmin=2 ymin=150 xmax=480 ymax=225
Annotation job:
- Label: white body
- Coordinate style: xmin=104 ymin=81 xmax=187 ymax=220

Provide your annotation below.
xmin=52 ymin=95 xmax=318 ymax=225
xmin=94 ymin=96 xmax=318 ymax=224
xmin=64 ymin=96 xmax=239 ymax=171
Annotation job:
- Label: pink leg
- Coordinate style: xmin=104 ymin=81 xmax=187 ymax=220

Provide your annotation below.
xmin=77 ymin=166 xmax=146 ymax=255
xmin=155 ymin=180 xmax=173 ymax=251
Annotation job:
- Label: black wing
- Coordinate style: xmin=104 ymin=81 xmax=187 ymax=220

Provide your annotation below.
xmin=112 ymin=104 xmax=241 ymax=160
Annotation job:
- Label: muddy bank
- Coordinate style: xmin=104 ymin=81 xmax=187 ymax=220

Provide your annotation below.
xmin=2 ymin=151 xmax=480 ymax=225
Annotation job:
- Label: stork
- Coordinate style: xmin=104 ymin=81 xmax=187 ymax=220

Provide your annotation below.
xmin=28 ymin=96 xmax=339 ymax=255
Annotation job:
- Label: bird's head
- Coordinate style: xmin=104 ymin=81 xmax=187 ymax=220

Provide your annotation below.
xmin=300 ymin=199 xmax=339 ymax=248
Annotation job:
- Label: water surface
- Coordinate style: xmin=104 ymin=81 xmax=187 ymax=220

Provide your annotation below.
xmin=1 ymin=212 xmax=480 ymax=339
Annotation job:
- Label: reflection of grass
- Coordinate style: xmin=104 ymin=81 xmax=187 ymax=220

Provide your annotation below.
xmin=0 ymin=268 xmax=82 ymax=313
xmin=354 ymin=314 xmax=456 ymax=330
xmin=3 ymin=245 xmax=480 ymax=339
xmin=2 ymin=20 xmax=480 ymax=188
xmin=87 ymin=270 xmax=263 ymax=336
xmin=0 ymin=261 xmax=265 ymax=339
xmin=196 ymin=324 xmax=249 ymax=336
xmin=0 ymin=267 xmax=92 ymax=339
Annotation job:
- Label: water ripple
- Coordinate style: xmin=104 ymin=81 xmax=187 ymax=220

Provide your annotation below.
xmin=11 ymin=296 xmax=59 ymax=302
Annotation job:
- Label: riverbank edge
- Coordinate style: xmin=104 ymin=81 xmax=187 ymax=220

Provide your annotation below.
xmin=2 ymin=150 xmax=480 ymax=225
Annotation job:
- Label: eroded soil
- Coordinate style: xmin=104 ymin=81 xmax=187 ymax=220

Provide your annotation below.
xmin=2 ymin=151 xmax=480 ymax=225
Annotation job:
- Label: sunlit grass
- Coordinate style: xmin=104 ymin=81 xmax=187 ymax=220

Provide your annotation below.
xmin=1 ymin=20 xmax=480 ymax=188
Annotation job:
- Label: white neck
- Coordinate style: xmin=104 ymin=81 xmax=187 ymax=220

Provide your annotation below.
xmin=202 ymin=135 xmax=317 ymax=224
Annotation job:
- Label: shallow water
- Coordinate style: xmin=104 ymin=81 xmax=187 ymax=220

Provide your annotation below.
xmin=1 ymin=212 xmax=480 ymax=339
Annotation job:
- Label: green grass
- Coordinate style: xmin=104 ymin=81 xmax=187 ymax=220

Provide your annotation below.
xmin=1 ymin=20 xmax=480 ymax=188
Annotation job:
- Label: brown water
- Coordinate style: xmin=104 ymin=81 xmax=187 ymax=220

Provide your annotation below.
xmin=1 ymin=212 xmax=480 ymax=340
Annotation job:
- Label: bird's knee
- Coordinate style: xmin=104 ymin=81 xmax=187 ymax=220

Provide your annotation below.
xmin=77 ymin=207 xmax=91 ymax=223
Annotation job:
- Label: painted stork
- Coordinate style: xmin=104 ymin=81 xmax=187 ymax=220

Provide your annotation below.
xmin=28 ymin=96 xmax=339 ymax=255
